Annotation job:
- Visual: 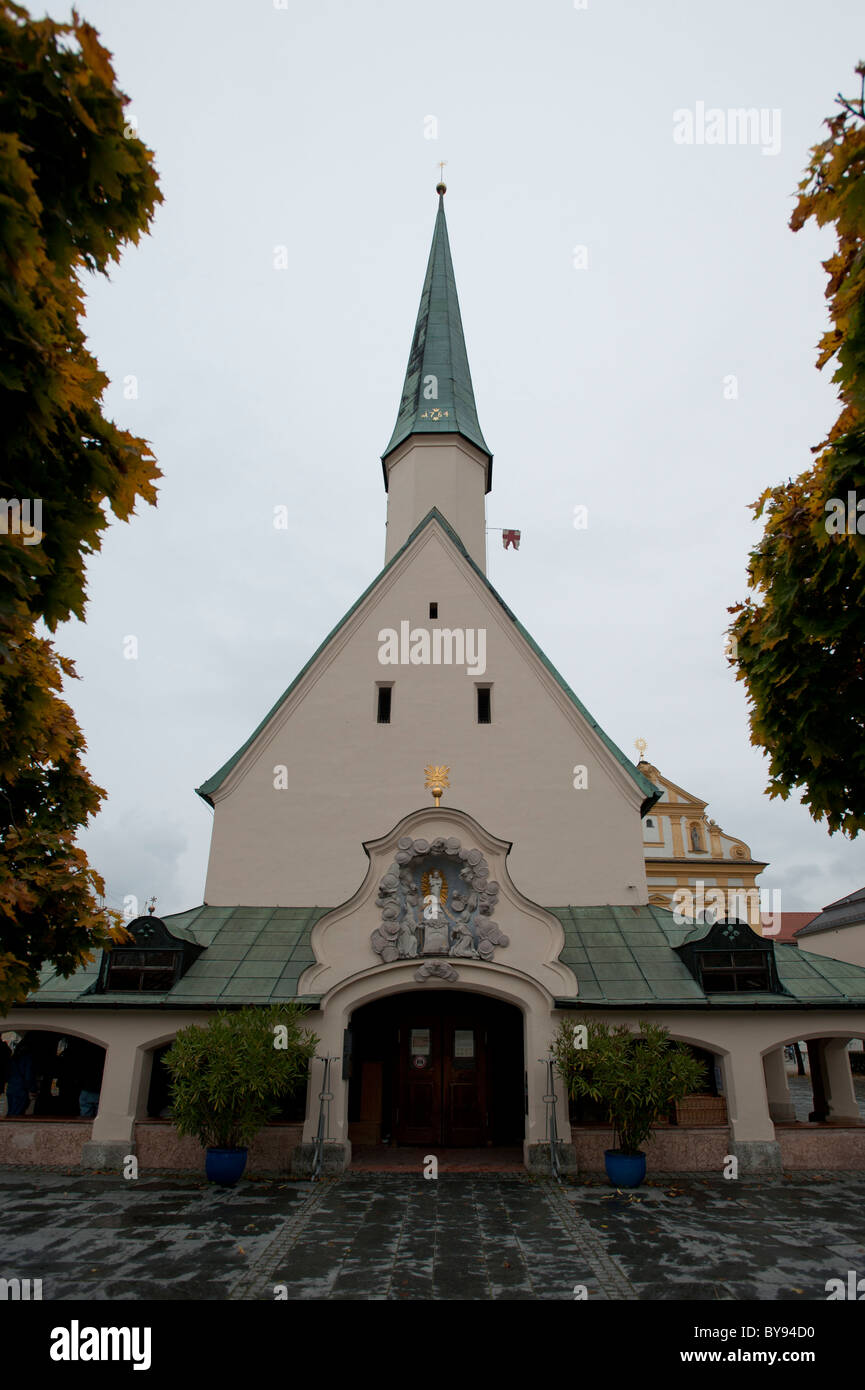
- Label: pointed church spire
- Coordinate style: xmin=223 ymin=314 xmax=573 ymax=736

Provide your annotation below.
xmin=382 ymin=186 xmax=492 ymax=485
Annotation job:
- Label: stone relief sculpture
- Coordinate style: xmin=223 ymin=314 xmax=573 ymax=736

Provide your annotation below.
xmin=448 ymin=910 xmax=479 ymax=959
xmin=370 ymin=836 xmax=510 ymax=966
xmin=414 ymin=961 xmax=459 ymax=983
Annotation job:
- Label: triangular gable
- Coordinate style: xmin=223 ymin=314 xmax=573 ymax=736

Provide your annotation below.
xmin=641 ymin=766 xmax=708 ymax=811
xmin=196 ymin=508 xmax=659 ymax=815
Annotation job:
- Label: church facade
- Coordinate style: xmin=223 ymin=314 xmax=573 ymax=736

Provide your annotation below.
xmin=3 ymin=188 xmax=865 ymax=1178
xmin=638 ymin=759 xmax=768 ymax=930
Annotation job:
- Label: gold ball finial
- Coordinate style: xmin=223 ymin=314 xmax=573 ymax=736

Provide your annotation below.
xmin=424 ymin=764 xmax=450 ymax=808
xmin=436 ymin=182 xmax=447 ymax=195
xmin=436 ymin=161 xmax=447 ymax=196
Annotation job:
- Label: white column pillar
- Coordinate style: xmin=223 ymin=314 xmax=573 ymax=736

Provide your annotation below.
xmin=823 ymin=1039 xmax=860 ymax=1123
xmin=721 ymin=1044 xmax=781 ymax=1175
xmin=81 ymin=1040 xmax=148 ymax=1169
xmin=763 ymin=1047 xmax=795 ymax=1122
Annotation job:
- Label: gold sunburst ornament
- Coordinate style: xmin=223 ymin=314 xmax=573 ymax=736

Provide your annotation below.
xmin=424 ymin=764 xmax=450 ymax=808
xmin=634 ymin=737 xmax=647 ymax=762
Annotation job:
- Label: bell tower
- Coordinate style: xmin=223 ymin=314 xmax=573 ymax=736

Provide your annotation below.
xmin=382 ymin=182 xmax=492 ymax=572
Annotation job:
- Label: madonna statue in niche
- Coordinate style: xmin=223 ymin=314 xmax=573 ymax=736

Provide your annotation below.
xmin=420 ymin=868 xmax=450 ymax=955
xmin=370 ymin=838 xmax=509 ymax=966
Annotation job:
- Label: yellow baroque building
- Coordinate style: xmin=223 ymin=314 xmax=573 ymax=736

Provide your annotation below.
xmin=638 ymin=758 xmax=767 ymax=931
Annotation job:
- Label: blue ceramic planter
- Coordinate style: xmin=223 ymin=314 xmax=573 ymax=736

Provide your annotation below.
xmin=604 ymin=1149 xmax=646 ymax=1188
xmin=205 ymin=1147 xmax=248 ymax=1186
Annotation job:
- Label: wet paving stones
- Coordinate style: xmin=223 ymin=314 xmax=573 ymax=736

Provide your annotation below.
xmin=564 ymin=1175 xmax=865 ymax=1301
xmin=2 ymin=1167 xmax=865 ymax=1301
xmin=250 ymin=1175 xmax=605 ymax=1300
xmin=0 ymin=1169 xmax=307 ymax=1301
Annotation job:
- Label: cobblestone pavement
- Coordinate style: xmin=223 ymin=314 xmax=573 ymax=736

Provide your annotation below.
xmin=566 ymin=1174 xmax=865 ymax=1301
xmin=0 ymin=1169 xmax=304 ymax=1301
xmin=2 ymin=1168 xmax=865 ymax=1301
xmin=236 ymin=1174 xmax=633 ymax=1300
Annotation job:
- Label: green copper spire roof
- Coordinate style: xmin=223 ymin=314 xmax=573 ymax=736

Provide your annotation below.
xmin=382 ymin=191 xmax=492 ymax=487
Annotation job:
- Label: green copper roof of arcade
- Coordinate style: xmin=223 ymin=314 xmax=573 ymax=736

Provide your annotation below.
xmin=382 ymin=189 xmax=492 ymax=486
xmin=21 ymin=904 xmax=865 ymax=1012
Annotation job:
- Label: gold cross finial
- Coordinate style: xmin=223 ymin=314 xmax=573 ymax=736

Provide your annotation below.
xmin=634 ymin=737 xmax=647 ymax=762
xmin=436 ymin=161 xmax=447 ymax=194
xmin=424 ymin=765 xmax=450 ymax=807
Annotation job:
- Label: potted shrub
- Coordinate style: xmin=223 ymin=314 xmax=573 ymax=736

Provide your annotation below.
xmin=552 ymin=1018 xmax=706 ymax=1187
xmin=164 ymin=1004 xmax=318 ymax=1185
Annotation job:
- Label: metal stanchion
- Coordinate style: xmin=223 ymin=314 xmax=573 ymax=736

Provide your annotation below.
xmin=310 ymin=1055 xmax=338 ymax=1182
xmin=540 ymin=1056 xmax=561 ymax=1181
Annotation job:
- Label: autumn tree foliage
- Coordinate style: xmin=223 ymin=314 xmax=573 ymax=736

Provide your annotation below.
xmin=728 ymin=64 xmax=865 ymax=837
xmin=0 ymin=2 xmax=162 ymax=1010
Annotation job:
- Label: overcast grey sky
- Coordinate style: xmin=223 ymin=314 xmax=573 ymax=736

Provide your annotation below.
xmin=37 ymin=0 xmax=864 ymax=917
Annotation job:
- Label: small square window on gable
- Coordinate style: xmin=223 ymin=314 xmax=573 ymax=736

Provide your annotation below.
xmin=429 ymin=602 xmax=438 ymax=619
xmin=476 ymin=686 xmax=492 ymax=724
xmin=376 ymin=684 xmax=392 ymax=724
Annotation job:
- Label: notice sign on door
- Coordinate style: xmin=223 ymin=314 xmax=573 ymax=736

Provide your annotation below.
xmin=411 ymin=1028 xmax=431 ymax=1057
xmin=453 ymin=1030 xmax=474 ymax=1059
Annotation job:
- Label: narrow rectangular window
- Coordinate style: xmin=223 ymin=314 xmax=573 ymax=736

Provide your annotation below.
xmin=429 ymin=602 xmax=438 ymax=619
xmin=377 ymin=685 xmax=392 ymax=724
xmin=476 ymin=686 xmax=491 ymax=724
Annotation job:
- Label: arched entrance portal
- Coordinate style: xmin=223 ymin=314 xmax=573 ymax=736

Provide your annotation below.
xmin=347 ymin=991 xmax=524 ymax=1148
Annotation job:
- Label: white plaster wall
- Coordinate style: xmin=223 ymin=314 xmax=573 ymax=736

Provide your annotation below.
xmin=203 ymin=520 xmax=649 ymax=906
xmin=797 ymin=925 xmax=865 ymax=969
xmin=384 ymin=437 xmax=488 ymax=569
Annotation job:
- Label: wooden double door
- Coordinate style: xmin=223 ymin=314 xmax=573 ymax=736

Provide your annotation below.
xmin=395 ymin=1006 xmax=488 ymax=1147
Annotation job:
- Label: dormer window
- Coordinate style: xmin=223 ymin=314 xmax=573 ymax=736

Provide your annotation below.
xmin=95 ymin=915 xmax=202 ymax=994
xmin=674 ymin=917 xmax=784 ymax=997
xmin=698 ymin=951 xmax=772 ymax=994
xmin=105 ymin=949 xmax=181 ymax=992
